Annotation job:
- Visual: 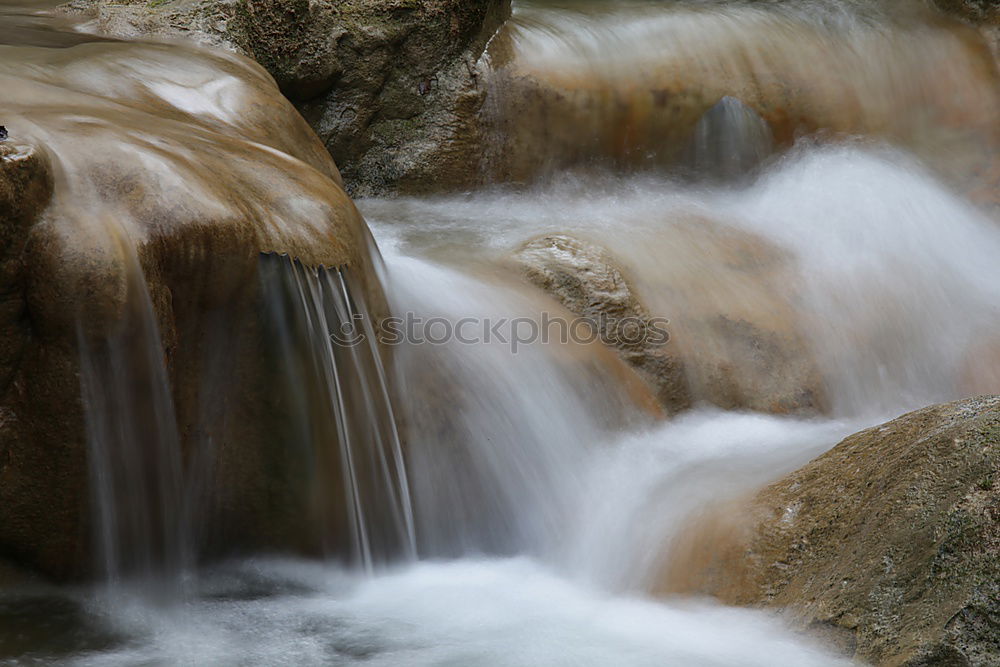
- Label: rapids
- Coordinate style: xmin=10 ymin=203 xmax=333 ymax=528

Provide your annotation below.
xmin=1 ymin=0 xmax=998 ymax=665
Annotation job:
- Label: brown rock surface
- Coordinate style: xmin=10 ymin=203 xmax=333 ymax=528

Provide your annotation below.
xmin=661 ymin=396 xmax=1000 ymax=666
xmin=0 ymin=39 xmax=376 ymax=578
xmin=512 ymin=235 xmax=690 ymax=415
xmin=66 ymin=0 xmax=511 ymax=196
xmin=512 ymin=226 xmax=826 ymax=415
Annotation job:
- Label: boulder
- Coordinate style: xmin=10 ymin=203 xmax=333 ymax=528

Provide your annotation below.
xmin=0 ymin=38 xmax=377 ymax=578
xmin=512 ymin=235 xmax=690 ymax=415
xmin=66 ymin=0 xmax=511 ymax=196
xmin=661 ymin=396 xmax=1000 ymax=666
xmin=511 ymin=227 xmax=826 ymax=416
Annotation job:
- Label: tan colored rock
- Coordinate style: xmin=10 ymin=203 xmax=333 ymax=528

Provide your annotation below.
xmin=661 ymin=396 xmax=1000 ymax=666
xmin=480 ymin=1 xmax=1000 ymax=190
xmin=958 ymin=337 xmax=1000 ymax=397
xmin=512 ymin=226 xmax=826 ymax=415
xmin=65 ymin=0 xmax=511 ymax=196
xmin=512 ymin=235 xmax=690 ymax=415
xmin=0 ymin=38 xmax=376 ymax=578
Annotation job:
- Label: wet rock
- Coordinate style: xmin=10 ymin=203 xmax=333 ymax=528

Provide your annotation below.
xmin=511 ymin=228 xmax=826 ymax=416
xmin=0 ymin=143 xmax=53 ymax=395
xmin=958 ymin=335 xmax=1000 ymax=397
xmin=67 ymin=0 xmax=511 ymax=196
xmin=512 ymin=235 xmax=690 ymax=415
xmin=479 ymin=2 xmax=1000 ymax=189
xmin=931 ymin=0 xmax=1000 ymax=211
xmin=661 ymin=395 xmax=1000 ymax=666
xmin=933 ymin=0 xmax=1000 ymax=27
xmin=0 ymin=558 xmax=36 ymax=589
xmin=0 ymin=39 xmax=377 ymax=579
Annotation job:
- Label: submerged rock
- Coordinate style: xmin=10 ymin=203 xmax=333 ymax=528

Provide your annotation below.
xmin=512 ymin=235 xmax=691 ymax=415
xmin=661 ymin=395 xmax=1000 ymax=666
xmin=511 ymin=228 xmax=826 ymax=416
xmin=68 ymin=0 xmax=511 ymax=196
xmin=0 ymin=39 xmax=378 ymax=578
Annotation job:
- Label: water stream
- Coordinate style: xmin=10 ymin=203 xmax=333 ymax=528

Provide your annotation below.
xmin=1 ymin=0 xmax=998 ymax=664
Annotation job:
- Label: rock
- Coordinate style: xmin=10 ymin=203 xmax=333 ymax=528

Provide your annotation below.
xmin=66 ymin=0 xmax=511 ymax=196
xmin=478 ymin=1 xmax=999 ymax=190
xmin=512 ymin=235 xmax=690 ymax=415
xmin=0 ymin=39 xmax=377 ymax=578
xmin=511 ymin=227 xmax=826 ymax=416
xmin=660 ymin=396 xmax=1000 ymax=666
xmin=933 ymin=0 xmax=1000 ymax=27
xmin=0 ymin=558 xmax=36 ymax=589
xmin=0 ymin=143 xmax=53 ymax=399
xmin=931 ymin=0 xmax=1000 ymax=212
xmin=959 ymin=337 xmax=1000 ymax=397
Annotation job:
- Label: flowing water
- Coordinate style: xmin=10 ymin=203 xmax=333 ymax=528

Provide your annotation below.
xmin=259 ymin=256 xmax=417 ymax=571
xmin=1 ymin=0 xmax=999 ymax=665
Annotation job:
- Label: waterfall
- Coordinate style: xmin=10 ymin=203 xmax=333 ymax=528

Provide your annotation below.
xmin=688 ymin=96 xmax=773 ymax=181
xmin=77 ymin=253 xmax=416 ymax=583
xmin=77 ymin=246 xmax=188 ymax=584
xmin=259 ymin=254 xmax=416 ymax=570
xmin=479 ymin=0 xmax=997 ymax=184
xmin=382 ymin=255 xmax=648 ymax=558
xmin=2 ymin=0 xmax=998 ymax=664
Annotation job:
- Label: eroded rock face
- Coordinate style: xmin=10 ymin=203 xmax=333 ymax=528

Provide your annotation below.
xmin=512 ymin=235 xmax=690 ymax=415
xmin=661 ymin=396 xmax=1000 ymax=666
xmin=68 ymin=0 xmax=511 ymax=196
xmin=511 ymin=228 xmax=826 ymax=416
xmin=0 ymin=39 xmax=377 ymax=578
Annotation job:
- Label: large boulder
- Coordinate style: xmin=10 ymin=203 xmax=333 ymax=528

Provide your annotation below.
xmin=66 ymin=0 xmax=511 ymax=196
xmin=661 ymin=396 xmax=1000 ymax=666
xmin=0 ymin=38 xmax=377 ymax=578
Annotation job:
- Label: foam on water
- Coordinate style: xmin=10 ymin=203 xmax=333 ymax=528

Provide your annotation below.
xmin=722 ymin=144 xmax=1000 ymax=415
xmin=560 ymin=409 xmax=863 ymax=589
xmin=52 ymin=558 xmax=848 ymax=667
